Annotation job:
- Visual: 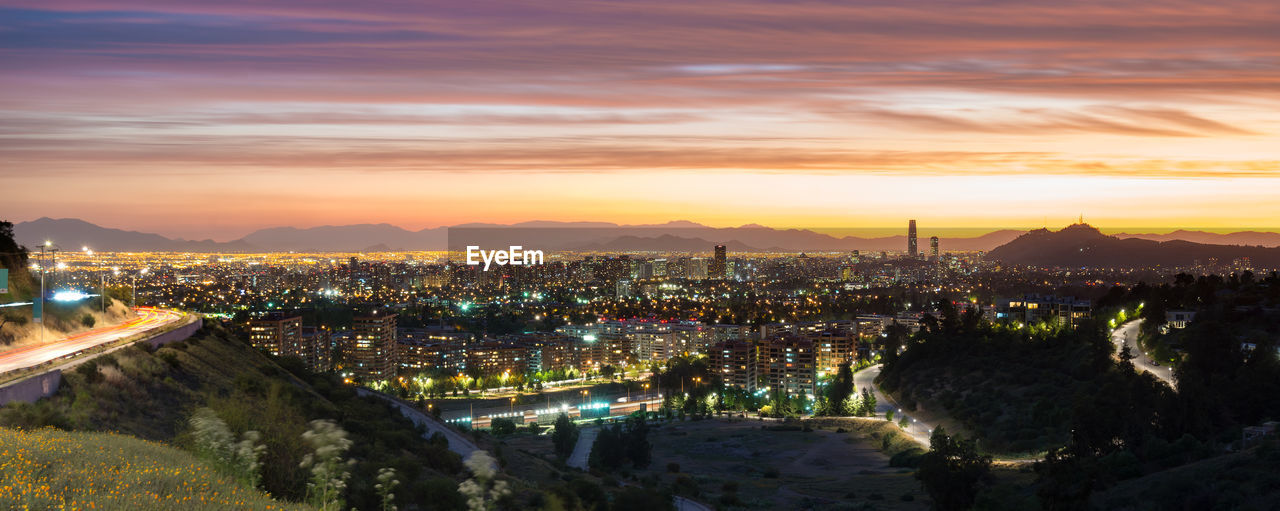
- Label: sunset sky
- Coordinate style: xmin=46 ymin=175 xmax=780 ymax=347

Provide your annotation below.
xmin=3 ymin=1 xmax=1279 ymax=240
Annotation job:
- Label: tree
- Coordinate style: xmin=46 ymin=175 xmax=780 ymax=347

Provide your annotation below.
xmin=601 ymin=364 xmax=617 ymax=380
xmin=589 ymin=425 xmax=627 ymax=470
xmin=589 ymin=416 xmax=653 ymax=471
xmin=860 ymin=387 xmax=877 ymax=417
xmin=1034 ymin=447 xmax=1096 ymax=511
xmin=916 ymin=427 xmax=991 ymax=511
xmin=624 ymin=415 xmax=652 ymax=469
xmin=1118 ymin=343 xmax=1135 ymax=372
xmin=490 ymin=417 xmax=517 ymax=436
xmin=820 ymin=362 xmax=855 ymax=416
xmin=551 ymin=413 xmax=578 ymax=459
xmin=883 ymin=323 xmax=909 ymax=367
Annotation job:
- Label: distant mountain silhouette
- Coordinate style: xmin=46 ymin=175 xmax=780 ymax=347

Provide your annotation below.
xmin=987 ymin=224 xmax=1280 ymax=268
xmin=238 ymin=224 xmax=447 ymax=252
xmin=26 ymin=217 xmax=1276 ymax=256
xmin=1116 ymin=230 xmax=1280 ymax=248
xmin=575 ymin=235 xmax=772 ymax=252
xmin=13 ymin=217 xmax=257 ymax=252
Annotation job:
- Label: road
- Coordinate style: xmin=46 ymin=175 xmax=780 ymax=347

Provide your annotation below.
xmin=1112 ymin=319 xmax=1176 ymax=387
xmin=0 ymin=307 xmax=184 ymax=375
xmin=566 ymin=426 xmax=598 ymax=470
xmin=356 ymin=388 xmax=480 ymax=458
xmin=852 ymin=364 xmax=934 ymax=447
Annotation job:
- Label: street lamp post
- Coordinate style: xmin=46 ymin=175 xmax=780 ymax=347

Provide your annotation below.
xmin=35 ymin=241 xmax=58 ymax=345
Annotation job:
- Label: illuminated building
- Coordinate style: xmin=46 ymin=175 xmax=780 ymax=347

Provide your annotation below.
xmin=466 ymin=340 xmax=529 ymax=375
xmin=248 ymin=313 xmax=302 ymax=358
xmin=759 ymin=334 xmax=816 ymax=398
xmin=710 ymin=244 xmax=727 ymax=279
xmin=930 ymin=236 xmax=939 ymax=261
xmin=686 ymin=257 xmax=708 ymax=280
xmin=711 ymin=339 xmax=758 ymax=391
xmin=810 ymin=328 xmax=856 ymax=376
xmin=300 ymin=326 xmax=333 ymax=372
xmin=995 ymin=295 xmax=1092 ymax=328
xmin=632 ymin=321 xmax=675 ymax=362
xmin=348 ymin=312 xmax=397 ymax=382
xmin=907 ymin=220 xmax=918 ymax=258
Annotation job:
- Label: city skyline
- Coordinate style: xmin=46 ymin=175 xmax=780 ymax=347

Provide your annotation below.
xmin=4 ymin=1 xmax=1280 ymax=239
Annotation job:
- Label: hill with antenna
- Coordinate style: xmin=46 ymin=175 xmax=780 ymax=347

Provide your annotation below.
xmin=987 ymin=223 xmax=1280 ymax=268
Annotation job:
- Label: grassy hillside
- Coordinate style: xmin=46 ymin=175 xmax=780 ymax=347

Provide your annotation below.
xmin=0 ymin=322 xmax=466 ymax=510
xmin=0 ymin=427 xmax=310 ymax=510
xmin=1094 ymin=439 xmax=1280 ymax=510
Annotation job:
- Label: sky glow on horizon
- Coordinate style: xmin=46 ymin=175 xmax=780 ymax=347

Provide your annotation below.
xmin=2 ymin=1 xmax=1279 ymax=240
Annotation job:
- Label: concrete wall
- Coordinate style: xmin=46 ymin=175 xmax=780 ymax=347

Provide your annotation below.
xmin=0 ymin=370 xmax=62 ymax=407
xmin=0 ymin=315 xmax=203 ymax=407
xmin=145 ymin=317 xmax=203 ymax=349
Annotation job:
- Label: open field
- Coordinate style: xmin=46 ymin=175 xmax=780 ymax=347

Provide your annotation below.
xmin=640 ymin=418 xmax=928 ymax=510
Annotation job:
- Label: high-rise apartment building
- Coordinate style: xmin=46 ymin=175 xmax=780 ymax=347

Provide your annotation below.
xmin=930 ymin=236 xmax=940 ymax=260
xmin=248 ymin=313 xmax=303 ymax=358
xmin=348 ymin=312 xmax=397 ymax=382
xmin=711 ymin=339 xmax=758 ymax=391
xmin=686 ymin=257 xmax=708 ymax=280
xmin=759 ymin=334 xmax=816 ymax=398
xmin=300 ymin=326 xmax=333 ymax=372
xmin=810 ymin=328 xmax=856 ymax=377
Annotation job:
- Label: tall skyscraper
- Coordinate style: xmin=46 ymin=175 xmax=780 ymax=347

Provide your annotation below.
xmin=930 ymin=236 xmax=940 ymax=260
xmin=710 ymin=244 xmax=727 ymax=279
xmin=907 ymin=220 xmax=918 ymax=257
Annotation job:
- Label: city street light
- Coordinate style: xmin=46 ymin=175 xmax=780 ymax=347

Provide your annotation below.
xmin=34 ymin=241 xmax=59 ymax=345
xmin=83 ymin=246 xmax=106 ymax=314
xmin=133 ymin=268 xmax=149 ymax=306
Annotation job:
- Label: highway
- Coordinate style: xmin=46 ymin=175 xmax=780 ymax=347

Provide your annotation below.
xmin=0 ymin=307 xmax=184 ymax=375
xmin=1112 ymin=319 xmax=1176 ymax=387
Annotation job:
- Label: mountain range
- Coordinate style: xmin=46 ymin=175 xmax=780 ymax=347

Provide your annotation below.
xmin=1113 ymin=230 xmax=1280 ymax=247
xmin=987 ymin=224 xmax=1280 ymax=268
xmin=13 ymin=217 xmax=1024 ymax=253
xmin=12 ymin=217 xmax=1280 ymax=261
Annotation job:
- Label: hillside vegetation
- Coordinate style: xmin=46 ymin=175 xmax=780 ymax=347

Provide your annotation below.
xmin=0 ymin=427 xmax=310 ymax=510
xmin=879 ymin=297 xmax=1280 ymax=509
xmin=876 ymin=306 xmax=1166 ymax=454
xmin=0 ymin=322 xmax=466 ymax=510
